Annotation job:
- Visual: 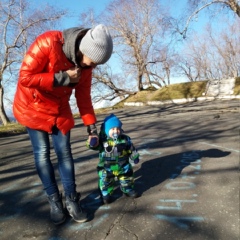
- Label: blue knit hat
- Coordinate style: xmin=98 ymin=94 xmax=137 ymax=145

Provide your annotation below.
xmin=103 ymin=114 xmax=122 ymax=137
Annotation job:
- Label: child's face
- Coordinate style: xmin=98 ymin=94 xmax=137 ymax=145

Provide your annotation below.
xmin=108 ymin=127 xmax=121 ymax=138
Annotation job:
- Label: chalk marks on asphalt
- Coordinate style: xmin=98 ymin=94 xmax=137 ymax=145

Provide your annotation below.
xmin=139 ymin=137 xmax=239 ymax=154
xmin=66 ymin=190 xmax=122 ymax=231
xmin=157 ymin=198 xmax=197 ymax=210
xmin=137 ymin=138 xmax=162 ymax=157
xmin=138 ymin=148 xmax=161 ymax=156
xmin=199 ymin=141 xmax=239 ymax=153
xmin=0 ymin=181 xmax=43 ymax=222
xmin=155 ymin=151 xmax=204 ymax=229
xmin=137 ymin=138 xmax=206 ymax=229
xmin=155 ymin=215 xmax=204 ymax=230
xmin=68 ymin=213 xmax=109 ymax=231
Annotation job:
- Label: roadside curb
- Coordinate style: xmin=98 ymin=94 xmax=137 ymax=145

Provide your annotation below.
xmin=124 ymin=95 xmax=240 ymax=107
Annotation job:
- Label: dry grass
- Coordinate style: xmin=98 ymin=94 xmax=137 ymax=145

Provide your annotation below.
xmin=234 ymin=77 xmax=240 ymax=95
xmin=125 ymin=81 xmax=207 ymax=102
xmin=0 ymin=123 xmax=26 ymax=137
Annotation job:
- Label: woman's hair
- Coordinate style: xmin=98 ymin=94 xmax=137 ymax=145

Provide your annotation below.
xmin=75 ymin=29 xmax=90 ymax=66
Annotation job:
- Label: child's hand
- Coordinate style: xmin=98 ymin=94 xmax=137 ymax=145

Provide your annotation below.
xmin=130 ymin=150 xmax=140 ymax=164
xmin=134 ymin=158 xmax=139 ymax=164
xmin=88 ymin=135 xmax=99 ymax=147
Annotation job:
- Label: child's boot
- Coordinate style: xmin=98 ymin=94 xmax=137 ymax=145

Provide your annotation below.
xmin=102 ymin=194 xmax=111 ymax=204
xmin=125 ymin=189 xmax=139 ymax=198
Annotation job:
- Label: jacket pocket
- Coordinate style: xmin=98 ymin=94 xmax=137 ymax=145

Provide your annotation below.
xmin=29 ymin=89 xmax=60 ymax=115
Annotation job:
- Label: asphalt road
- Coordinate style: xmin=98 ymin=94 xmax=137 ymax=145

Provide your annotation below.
xmin=0 ymin=99 xmax=239 ymax=240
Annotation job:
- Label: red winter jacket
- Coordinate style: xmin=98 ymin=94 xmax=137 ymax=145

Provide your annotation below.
xmin=13 ymin=30 xmax=96 ymax=134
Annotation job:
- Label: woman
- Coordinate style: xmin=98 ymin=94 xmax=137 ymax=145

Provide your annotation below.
xmin=13 ymin=24 xmax=113 ymax=225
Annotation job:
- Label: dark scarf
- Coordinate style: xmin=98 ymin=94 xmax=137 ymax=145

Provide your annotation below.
xmin=62 ymin=27 xmax=85 ymax=65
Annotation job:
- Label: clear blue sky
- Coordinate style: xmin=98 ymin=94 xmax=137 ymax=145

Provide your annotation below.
xmin=38 ymin=0 xmax=221 ymax=34
xmin=41 ymin=0 xmax=214 ymax=35
xmin=52 ymin=0 xmax=112 ymax=28
xmin=44 ymin=0 xmax=204 ymax=28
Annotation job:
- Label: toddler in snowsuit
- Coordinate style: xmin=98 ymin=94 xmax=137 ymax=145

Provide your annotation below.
xmin=87 ymin=114 xmax=140 ymax=204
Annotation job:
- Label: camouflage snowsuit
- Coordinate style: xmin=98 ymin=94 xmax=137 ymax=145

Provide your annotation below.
xmin=88 ymin=133 xmax=139 ymax=197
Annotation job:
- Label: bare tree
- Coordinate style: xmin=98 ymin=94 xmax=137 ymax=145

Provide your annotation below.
xmin=105 ymin=0 xmax=170 ymax=91
xmin=181 ymin=0 xmax=240 ymax=37
xmin=176 ymin=56 xmax=201 ymax=82
xmin=90 ymin=65 xmax=137 ymax=104
xmin=0 ymin=0 xmax=66 ymax=125
xmin=208 ymin=20 xmax=240 ymax=78
xmin=146 ymin=44 xmax=178 ymax=87
xmin=177 ymin=18 xmax=240 ymax=81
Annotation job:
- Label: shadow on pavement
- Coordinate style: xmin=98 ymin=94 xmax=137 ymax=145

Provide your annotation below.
xmin=134 ymin=148 xmax=231 ymax=196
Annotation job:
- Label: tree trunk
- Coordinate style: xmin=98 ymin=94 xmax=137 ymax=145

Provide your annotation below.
xmin=228 ymin=0 xmax=240 ymax=17
xmin=138 ymin=74 xmax=144 ymax=91
xmin=0 ymin=86 xmax=10 ymax=126
xmin=144 ymin=66 xmax=152 ymax=87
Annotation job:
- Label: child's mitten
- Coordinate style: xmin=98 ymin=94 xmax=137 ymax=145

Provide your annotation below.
xmin=134 ymin=157 xmax=139 ymax=164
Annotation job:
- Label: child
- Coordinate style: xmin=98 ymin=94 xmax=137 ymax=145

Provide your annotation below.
xmin=87 ymin=114 xmax=140 ymax=204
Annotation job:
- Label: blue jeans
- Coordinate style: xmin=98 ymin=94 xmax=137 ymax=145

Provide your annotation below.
xmin=27 ymin=126 xmax=76 ymax=196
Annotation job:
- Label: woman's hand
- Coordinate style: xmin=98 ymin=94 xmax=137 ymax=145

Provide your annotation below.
xmin=66 ymin=67 xmax=81 ymax=83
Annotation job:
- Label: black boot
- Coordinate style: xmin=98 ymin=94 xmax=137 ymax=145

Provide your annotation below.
xmin=47 ymin=192 xmax=66 ymax=225
xmin=124 ymin=189 xmax=139 ymax=198
xmin=65 ymin=192 xmax=88 ymax=223
xmin=102 ymin=194 xmax=111 ymax=204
